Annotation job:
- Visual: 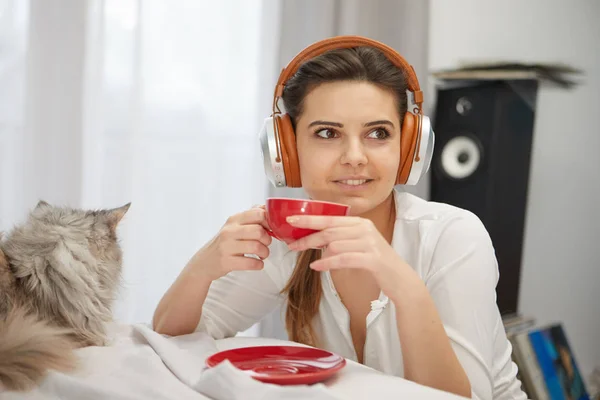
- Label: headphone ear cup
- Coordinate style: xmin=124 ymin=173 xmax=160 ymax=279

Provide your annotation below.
xmin=259 ymin=116 xmax=286 ymax=187
xmin=276 ymin=114 xmax=302 ymax=187
xmin=396 ymin=112 xmax=418 ymax=185
xmin=397 ymin=113 xmax=435 ymax=186
xmin=409 ymin=114 xmax=434 ymax=184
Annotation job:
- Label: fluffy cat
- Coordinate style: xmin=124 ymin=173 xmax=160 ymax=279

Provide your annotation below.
xmin=0 ymin=200 xmax=130 ymax=391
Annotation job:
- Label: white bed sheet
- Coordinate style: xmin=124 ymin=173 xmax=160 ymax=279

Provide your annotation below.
xmin=0 ymin=323 xmax=466 ymax=400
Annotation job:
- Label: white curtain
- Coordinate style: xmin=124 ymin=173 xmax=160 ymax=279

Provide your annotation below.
xmin=0 ymin=0 xmax=280 ymax=334
xmin=0 ymin=0 xmax=29 ymax=223
xmin=80 ymin=0 xmax=279 ymax=329
xmin=0 ymin=0 xmax=429 ymax=337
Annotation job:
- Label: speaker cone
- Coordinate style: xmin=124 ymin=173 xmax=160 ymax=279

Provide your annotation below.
xmin=439 ymin=135 xmax=482 ymax=180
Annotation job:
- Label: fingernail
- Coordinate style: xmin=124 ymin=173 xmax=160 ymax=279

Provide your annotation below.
xmin=286 ymin=216 xmax=299 ymax=223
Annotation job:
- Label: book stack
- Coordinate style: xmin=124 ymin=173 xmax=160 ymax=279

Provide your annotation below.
xmin=502 ymin=314 xmax=592 ymax=400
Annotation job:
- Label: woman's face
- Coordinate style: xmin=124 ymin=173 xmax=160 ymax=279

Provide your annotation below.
xmin=295 ymin=81 xmax=402 ymax=216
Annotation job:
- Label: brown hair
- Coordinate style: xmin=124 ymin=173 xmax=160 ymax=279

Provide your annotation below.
xmin=279 ymin=46 xmax=409 ymax=347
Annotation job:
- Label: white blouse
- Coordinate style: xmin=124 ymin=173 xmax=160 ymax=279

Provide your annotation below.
xmin=196 ymin=188 xmax=527 ymax=400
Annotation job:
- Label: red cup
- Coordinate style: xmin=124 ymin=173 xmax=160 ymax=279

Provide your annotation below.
xmin=265 ymin=198 xmax=350 ymax=244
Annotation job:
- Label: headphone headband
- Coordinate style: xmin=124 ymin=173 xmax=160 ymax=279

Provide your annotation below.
xmin=273 ymin=35 xmax=424 ymax=114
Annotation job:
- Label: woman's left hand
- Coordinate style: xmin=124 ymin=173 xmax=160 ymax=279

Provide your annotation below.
xmin=286 ymin=215 xmax=417 ymax=300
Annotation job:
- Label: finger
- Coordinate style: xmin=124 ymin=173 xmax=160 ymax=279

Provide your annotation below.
xmin=285 ymin=215 xmax=359 ymax=230
xmin=321 ymin=239 xmax=367 ymax=257
xmin=228 ymin=240 xmax=270 ymax=260
xmin=235 ymin=224 xmax=272 ymax=247
xmin=288 ymin=228 xmax=358 ymax=251
xmin=227 ymin=255 xmax=264 ymax=271
xmin=228 ymin=207 xmax=267 ymax=226
xmin=309 ymin=252 xmax=370 ymax=271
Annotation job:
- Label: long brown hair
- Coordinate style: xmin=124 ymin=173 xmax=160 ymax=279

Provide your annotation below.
xmin=279 ymin=46 xmax=409 ymax=347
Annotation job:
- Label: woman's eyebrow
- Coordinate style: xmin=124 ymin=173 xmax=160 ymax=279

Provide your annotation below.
xmin=364 ymin=119 xmax=395 ymax=128
xmin=307 ymin=119 xmax=395 ymax=128
xmin=308 ymin=120 xmax=343 ymax=128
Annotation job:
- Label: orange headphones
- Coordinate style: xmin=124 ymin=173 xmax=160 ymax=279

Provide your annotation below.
xmin=259 ymin=35 xmax=434 ymax=188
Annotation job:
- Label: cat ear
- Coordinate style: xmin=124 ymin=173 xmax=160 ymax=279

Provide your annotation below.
xmin=105 ymin=203 xmax=131 ymax=230
xmin=35 ymin=200 xmax=50 ymax=210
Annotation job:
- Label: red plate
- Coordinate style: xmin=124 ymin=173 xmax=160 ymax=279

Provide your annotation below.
xmin=205 ymin=345 xmax=347 ymax=385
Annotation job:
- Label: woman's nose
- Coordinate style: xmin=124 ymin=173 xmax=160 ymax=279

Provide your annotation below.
xmin=340 ymin=138 xmax=368 ymax=167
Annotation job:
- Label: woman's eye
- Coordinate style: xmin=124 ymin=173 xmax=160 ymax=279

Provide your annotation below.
xmin=368 ymin=128 xmax=391 ymax=140
xmin=315 ymin=128 xmax=338 ymax=139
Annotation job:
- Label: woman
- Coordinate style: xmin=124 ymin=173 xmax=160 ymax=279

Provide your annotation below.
xmin=153 ymin=36 xmax=526 ymax=399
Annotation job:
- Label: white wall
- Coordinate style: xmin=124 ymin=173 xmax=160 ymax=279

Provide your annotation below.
xmin=429 ymin=0 xmax=600 ymax=381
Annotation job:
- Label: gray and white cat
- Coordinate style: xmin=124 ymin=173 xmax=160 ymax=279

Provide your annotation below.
xmin=0 ymin=200 xmax=130 ymax=391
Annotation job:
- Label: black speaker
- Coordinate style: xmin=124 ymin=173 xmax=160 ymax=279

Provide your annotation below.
xmin=430 ymin=79 xmax=538 ymax=316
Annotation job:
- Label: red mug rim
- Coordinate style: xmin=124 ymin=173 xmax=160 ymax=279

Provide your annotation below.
xmin=266 ymin=197 xmax=350 ymax=209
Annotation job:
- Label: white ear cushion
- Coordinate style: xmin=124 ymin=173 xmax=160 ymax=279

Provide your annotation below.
xmin=259 ymin=116 xmax=287 ymax=187
xmin=405 ymin=115 xmax=435 ymax=185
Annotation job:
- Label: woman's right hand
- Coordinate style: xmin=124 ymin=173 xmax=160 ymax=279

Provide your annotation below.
xmin=190 ymin=206 xmax=273 ymax=282
xmin=153 ymin=206 xmax=273 ymax=336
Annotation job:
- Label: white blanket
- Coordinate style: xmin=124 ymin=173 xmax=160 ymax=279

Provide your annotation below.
xmin=0 ymin=324 xmax=465 ymax=400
